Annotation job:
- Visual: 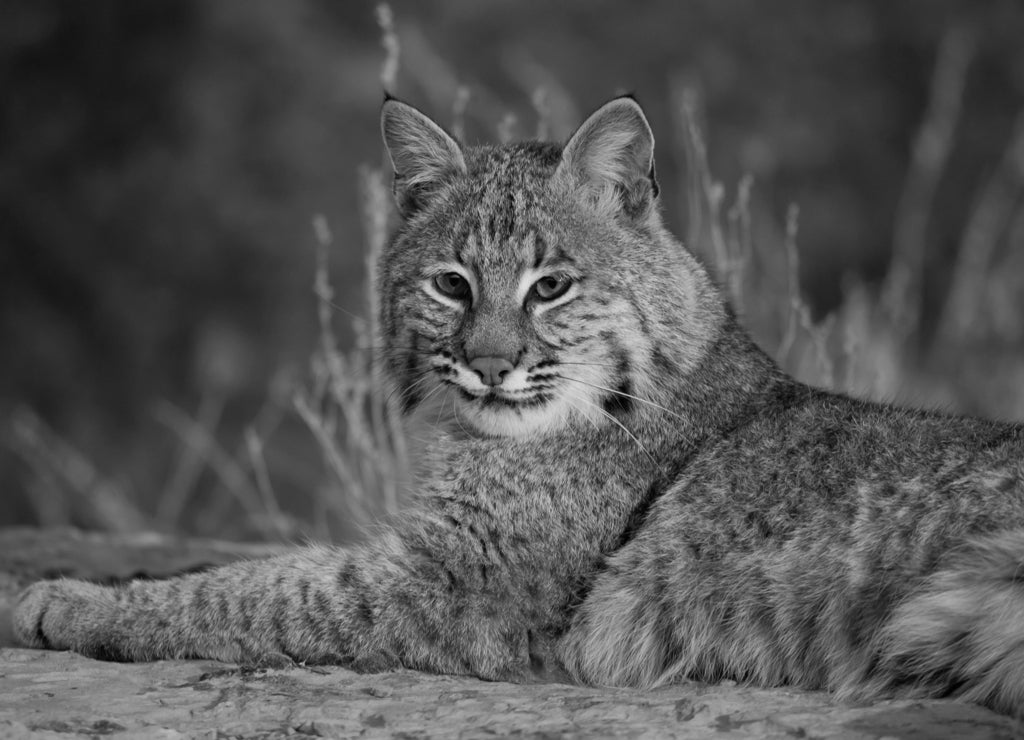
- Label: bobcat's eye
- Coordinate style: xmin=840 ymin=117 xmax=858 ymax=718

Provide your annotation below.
xmin=434 ymin=272 xmax=471 ymax=300
xmin=533 ymin=275 xmax=572 ymax=302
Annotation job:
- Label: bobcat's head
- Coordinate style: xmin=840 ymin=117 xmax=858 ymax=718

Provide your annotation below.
xmin=378 ymin=96 xmax=721 ymax=438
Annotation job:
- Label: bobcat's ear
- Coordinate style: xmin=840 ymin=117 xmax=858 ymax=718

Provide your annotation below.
xmin=381 ymin=98 xmax=466 ymax=218
xmin=555 ymin=96 xmax=659 ymax=221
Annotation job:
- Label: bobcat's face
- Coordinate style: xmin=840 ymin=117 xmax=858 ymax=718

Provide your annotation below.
xmin=386 ymin=169 xmax=643 ymax=438
xmin=379 ymin=97 xmax=711 ymax=438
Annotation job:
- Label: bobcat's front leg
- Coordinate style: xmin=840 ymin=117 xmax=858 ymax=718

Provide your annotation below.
xmin=16 ymin=578 xmax=128 ymax=657
xmin=14 ymin=547 xmax=359 ymax=666
xmin=13 ymin=521 xmax=541 ymax=679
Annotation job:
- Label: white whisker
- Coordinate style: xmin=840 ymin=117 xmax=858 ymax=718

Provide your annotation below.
xmin=549 ymin=360 xmax=620 ymax=369
xmin=433 ymin=386 xmax=453 ymax=430
xmin=556 ymin=374 xmax=684 ymax=421
xmin=451 ymin=390 xmax=474 ymax=437
xmin=560 ymin=386 xmax=602 ymax=432
xmin=386 ymin=367 xmax=439 ymax=410
xmin=562 ymin=387 xmax=654 ymax=460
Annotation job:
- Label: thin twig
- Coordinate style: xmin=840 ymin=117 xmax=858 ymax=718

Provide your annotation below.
xmin=293 ymin=391 xmax=367 ymax=518
xmin=245 ymin=427 xmax=285 ymax=530
xmin=936 ymin=109 xmax=1024 ymax=345
xmin=801 ymin=311 xmax=836 ymax=390
xmin=497 ymin=113 xmax=518 ymax=144
xmin=153 ymin=401 xmax=285 ymax=539
xmin=9 ymin=406 xmax=148 ymax=533
xmin=532 ymin=87 xmax=551 ymax=141
xmin=674 ymin=85 xmax=710 ymax=259
xmin=883 ymin=26 xmax=975 ymax=341
xmin=376 ymin=3 xmax=400 ymax=92
xmin=157 ymin=389 xmax=224 ymax=528
xmin=726 ymin=174 xmax=754 ymax=316
xmin=452 ymin=85 xmax=471 ymax=142
xmin=777 ymin=204 xmax=803 ymax=363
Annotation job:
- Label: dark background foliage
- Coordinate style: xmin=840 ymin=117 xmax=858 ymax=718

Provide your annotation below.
xmin=2 ymin=0 xmax=1022 ymax=538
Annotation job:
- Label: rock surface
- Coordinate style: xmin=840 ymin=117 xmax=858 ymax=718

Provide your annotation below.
xmin=1 ymin=527 xmax=1021 ymax=739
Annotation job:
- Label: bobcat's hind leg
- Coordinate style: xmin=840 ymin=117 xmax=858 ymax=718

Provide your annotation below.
xmin=556 ymin=516 xmax=715 ymax=689
xmin=860 ymin=529 xmax=1024 ymax=716
xmin=557 ymin=492 xmax=799 ymax=691
xmin=558 ymin=562 xmax=671 ymax=688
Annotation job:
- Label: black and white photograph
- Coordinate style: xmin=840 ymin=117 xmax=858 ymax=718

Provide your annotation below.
xmin=2 ymin=1 xmax=1024 ymax=736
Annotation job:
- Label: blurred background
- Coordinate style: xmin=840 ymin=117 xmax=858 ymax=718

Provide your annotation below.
xmin=2 ymin=0 xmax=1023 ymax=542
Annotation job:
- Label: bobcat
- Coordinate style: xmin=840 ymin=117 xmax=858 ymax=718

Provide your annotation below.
xmin=14 ymin=95 xmax=1024 ymax=717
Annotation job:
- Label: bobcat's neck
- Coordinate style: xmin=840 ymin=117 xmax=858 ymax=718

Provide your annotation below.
xmin=413 ymin=304 xmax=787 ymax=493
xmin=636 ymin=310 xmax=790 ymax=467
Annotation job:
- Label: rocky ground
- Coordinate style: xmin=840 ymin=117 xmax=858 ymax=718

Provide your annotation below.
xmin=1 ymin=528 xmax=1021 ymax=739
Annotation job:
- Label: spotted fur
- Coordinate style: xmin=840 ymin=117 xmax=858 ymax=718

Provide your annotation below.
xmin=14 ymin=96 xmax=1024 ymax=717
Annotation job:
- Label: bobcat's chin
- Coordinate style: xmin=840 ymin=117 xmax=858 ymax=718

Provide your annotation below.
xmin=453 ymin=389 xmax=602 ymax=438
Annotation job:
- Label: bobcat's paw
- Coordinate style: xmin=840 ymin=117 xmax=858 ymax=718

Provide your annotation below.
xmin=13 ymin=579 xmax=113 ymax=653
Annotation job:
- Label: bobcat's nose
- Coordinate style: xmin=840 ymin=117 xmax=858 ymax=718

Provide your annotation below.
xmin=469 ymin=356 xmax=514 ymax=386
